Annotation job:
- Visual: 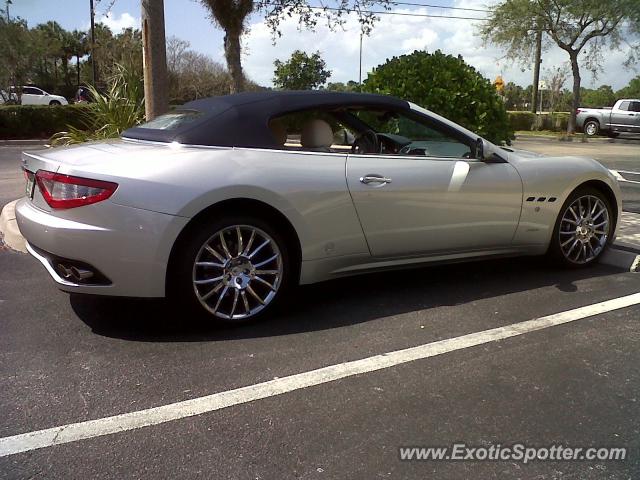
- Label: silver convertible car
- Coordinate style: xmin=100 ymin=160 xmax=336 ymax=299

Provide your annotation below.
xmin=16 ymin=91 xmax=621 ymax=323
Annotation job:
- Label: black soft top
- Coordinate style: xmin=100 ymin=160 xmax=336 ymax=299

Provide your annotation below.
xmin=122 ymin=90 xmax=410 ymax=148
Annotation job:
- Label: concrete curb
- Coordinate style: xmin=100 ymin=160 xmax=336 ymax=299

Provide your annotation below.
xmin=0 ymin=139 xmax=48 ymax=146
xmin=0 ymin=200 xmax=27 ymax=253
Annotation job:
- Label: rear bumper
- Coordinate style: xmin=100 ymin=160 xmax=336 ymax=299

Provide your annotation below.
xmin=15 ymin=199 xmax=189 ymax=297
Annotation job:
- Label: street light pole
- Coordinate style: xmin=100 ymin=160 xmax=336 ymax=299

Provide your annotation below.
xmin=531 ymin=23 xmax=542 ymax=114
xmin=6 ymin=0 xmax=12 ymax=22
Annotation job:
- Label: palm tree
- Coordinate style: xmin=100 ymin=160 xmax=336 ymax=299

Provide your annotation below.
xmin=68 ymin=29 xmax=88 ymax=87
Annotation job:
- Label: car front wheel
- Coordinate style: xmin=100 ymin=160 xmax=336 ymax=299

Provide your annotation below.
xmin=171 ymin=215 xmax=291 ymax=324
xmin=549 ymin=188 xmax=612 ymax=267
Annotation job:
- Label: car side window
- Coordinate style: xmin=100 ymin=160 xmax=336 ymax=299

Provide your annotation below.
xmin=350 ymin=109 xmax=472 ymax=158
xmin=618 ymin=101 xmax=630 ymax=111
xmin=23 ymin=87 xmax=42 ymax=95
xmin=630 ymin=102 xmax=640 ymax=112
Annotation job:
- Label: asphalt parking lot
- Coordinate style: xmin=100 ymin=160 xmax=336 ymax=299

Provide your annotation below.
xmin=1 ymin=139 xmax=640 ymax=479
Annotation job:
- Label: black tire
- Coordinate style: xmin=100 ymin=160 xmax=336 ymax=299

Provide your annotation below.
xmin=548 ymin=187 xmax=613 ymax=268
xmin=168 ymin=214 xmax=292 ymax=325
xmin=583 ymin=120 xmax=599 ymax=136
xmin=49 ymin=100 xmax=61 ymax=106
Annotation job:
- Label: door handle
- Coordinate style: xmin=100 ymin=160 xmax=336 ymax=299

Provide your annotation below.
xmin=360 ymin=174 xmax=392 ymax=185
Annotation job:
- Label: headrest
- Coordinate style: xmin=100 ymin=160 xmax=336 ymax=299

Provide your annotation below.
xmin=301 ymin=119 xmax=333 ymax=149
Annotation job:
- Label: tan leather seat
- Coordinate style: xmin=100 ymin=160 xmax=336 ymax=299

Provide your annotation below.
xmin=300 ymin=119 xmax=333 ymax=151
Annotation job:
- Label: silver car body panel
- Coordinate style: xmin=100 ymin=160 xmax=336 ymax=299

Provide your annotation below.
xmin=16 ymin=104 xmax=622 ymax=298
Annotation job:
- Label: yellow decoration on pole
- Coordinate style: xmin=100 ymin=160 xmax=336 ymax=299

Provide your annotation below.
xmin=493 ymin=75 xmax=505 ymax=94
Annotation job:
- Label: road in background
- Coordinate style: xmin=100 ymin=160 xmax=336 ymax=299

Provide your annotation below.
xmin=0 ymin=146 xmax=41 ymax=211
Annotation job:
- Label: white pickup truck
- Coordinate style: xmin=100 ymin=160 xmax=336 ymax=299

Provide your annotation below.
xmin=576 ymin=99 xmax=640 ymax=137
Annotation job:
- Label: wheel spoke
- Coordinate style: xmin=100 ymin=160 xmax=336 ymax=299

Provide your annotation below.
xmin=253 ymin=254 xmax=278 ymax=268
xmin=592 ymin=208 xmax=606 ymax=221
xmin=566 ymin=239 xmax=580 ymax=256
xmin=248 ymin=239 xmax=270 ymax=259
xmin=561 ymin=236 xmax=575 ymax=247
xmin=229 ymin=289 xmax=239 ymax=318
xmin=253 ymin=276 xmax=276 ymax=291
xmin=568 ymin=206 xmax=579 ymax=221
xmin=219 ymin=232 xmax=232 ymax=259
xmin=196 ymin=261 xmax=224 ymax=268
xmin=205 ymin=245 xmax=226 ymax=263
xmin=246 ymin=285 xmax=265 ymax=305
xmin=201 ymin=281 xmax=224 ymax=301
xmin=241 ymin=291 xmax=250 ymax=313
xmin=213 ymin=285 xmax=229 ymax=313
xmin=236 ymin=226 xmax=243 ymax=256
xmin=242 ymin=230 xmax=256 ymax=256
xmin=194 ymin=275 xmax=223 ymax=285
xmin=255 ymin=269 xmax=279 ymax=275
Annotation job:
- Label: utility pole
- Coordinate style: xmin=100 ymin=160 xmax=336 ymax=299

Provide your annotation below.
xmin=358 ymin=33 xmax=363 ymax=91
xmin=531 ymin=23 xmax=542 ymax=114
xmin=90 ymin=0 xmax=98 ymax=85
xmin=141 ymin=0 xmax=168 ymax=120
xmin=6 ymin=0 xmax=12 ymax=22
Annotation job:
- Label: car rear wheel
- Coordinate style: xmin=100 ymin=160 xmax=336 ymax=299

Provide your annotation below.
xmin=171 ymin=215 xmax=291 ymax=324
xmin=548 ymin=188 xmax=612 ymax=267
xmin=584 ymin=120 xmax=599 ymax=136
xmin=49 ymin=100 xmax=61 ymax=106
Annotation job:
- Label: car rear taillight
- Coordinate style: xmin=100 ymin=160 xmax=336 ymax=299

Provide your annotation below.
xmin=35 ymin=170 xmax=118 ymax=209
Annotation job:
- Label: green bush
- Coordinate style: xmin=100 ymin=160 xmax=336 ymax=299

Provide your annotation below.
xmin=507 ymin=111 xmax=536 ymax=131
xmin=506 ymin=111 xmax=570 ymax=132
xmin=0 ymin=104 xmax=91 ymax=139
xmin=363 ymin=50 xmax=513 ymax=144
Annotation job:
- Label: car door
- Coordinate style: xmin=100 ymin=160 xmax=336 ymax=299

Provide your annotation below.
xmin=629 ymin=101 xmax=640 ymax=130
xmin=345 ymin=109 xmax=522 ymax=258
xmin=21 ymin=87 xmax=45 ymax=105
xmin=609 ymin=101 xmax=637 ymax=129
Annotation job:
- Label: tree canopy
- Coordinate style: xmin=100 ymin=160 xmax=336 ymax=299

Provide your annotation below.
xmin=481 ymin=0 xmax=640 ymax=132
xmin=200 ymin=0 xmax=391 ymax=93
xmin=273 ymin=50 xmax=331 ymax=90
xmin=363 ymin=50 xmax=513 ymax=144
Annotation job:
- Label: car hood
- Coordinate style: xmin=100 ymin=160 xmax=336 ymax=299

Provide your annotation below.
xmin=501 ymin=147 xmax=546 ymax=158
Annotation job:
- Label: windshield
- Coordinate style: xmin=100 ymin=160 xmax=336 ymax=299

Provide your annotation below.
xmin=137 ymin=110 xmax=203 ymax=130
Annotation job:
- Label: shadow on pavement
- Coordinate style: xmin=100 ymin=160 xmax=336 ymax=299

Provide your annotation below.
xmin=70 ymin=256 xmax=623 ymax=342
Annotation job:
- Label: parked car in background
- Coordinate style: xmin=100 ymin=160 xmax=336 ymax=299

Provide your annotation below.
xmin=11 ymin=86 xmax=68 ymax=106
xmin=74 ymin=86 xmax=94 ymax=103
xmin=576 ymin=99 xmax=640 ymax=137
xmin=16 ymin=91 xmax=621 ymax=324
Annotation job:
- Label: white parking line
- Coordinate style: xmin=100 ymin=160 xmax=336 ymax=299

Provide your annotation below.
xmin=2 ymin=292 xmax=640 ymax=458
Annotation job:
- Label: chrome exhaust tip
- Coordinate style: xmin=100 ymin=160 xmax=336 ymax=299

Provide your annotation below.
xmin=70 ymin=267 xmax=94 ymax=281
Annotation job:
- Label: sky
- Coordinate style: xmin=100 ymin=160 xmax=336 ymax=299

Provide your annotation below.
xmin=8 ymin=0 xmax=639 ymax=90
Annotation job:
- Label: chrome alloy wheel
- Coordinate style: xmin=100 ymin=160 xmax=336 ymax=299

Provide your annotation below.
xmin=192 ymin=225 xmax=283 ymax=320
xmin=558 ymin=195 xmax=609 ymax=264
xmin=585 ymin=122 xmax=598 ymax=136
